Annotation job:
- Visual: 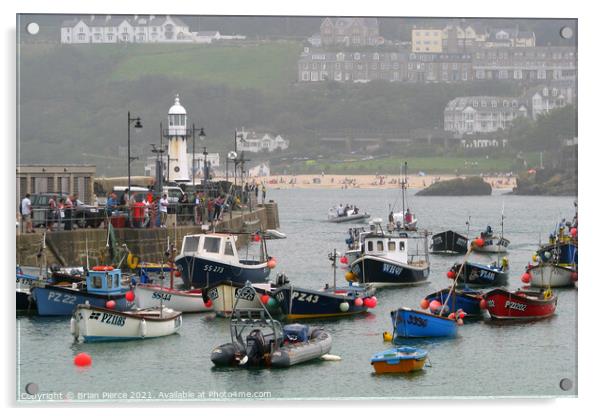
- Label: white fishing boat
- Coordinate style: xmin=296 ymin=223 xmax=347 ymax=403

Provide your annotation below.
xmin=471 ymin=217 xmax=510 ymax=254
xmin=205 ymin=280 xmax=277 ymax=317
xmin=527 ymin=263 xmax=576 ymax=288
xmin=71 ymin=303 xmax=182 ymax=342
xmin=133 ymin=284 xmax=213 ymax=312
xmin=388 ymin=162 xmax=418 ymax=232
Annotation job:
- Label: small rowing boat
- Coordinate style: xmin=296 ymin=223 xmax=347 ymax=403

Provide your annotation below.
xmin=371 ymin=346 xmax=428 ymax=374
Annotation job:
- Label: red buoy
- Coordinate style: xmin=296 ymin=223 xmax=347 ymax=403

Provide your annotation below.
xmin=475 ymin=238 xmax=485 ymax=247
xmin=420 ymin=299 xmax=429 ymax=309
xmin=204 ymin=299 xmax=213 ymax=308
xmin=446 ymin=270 xmax=456 ymax=279
xmin=448 ymin=312 xmax=456 ymax=320
xmin=174 ymin=270 xmax=182 ymax=277
xmin=479 ymin=299 xmax=487 ymax=310
xmin=521 ymin=272 xmax=531 ymax=284
xmin=340 ymin=256 xmax=349 ymax=264
xmin=253 ymin=234 xmax=261 ymax=242
xmin=267 ymin=259 xmax=277 ymax=269
xmin=260 ymin=294 xmax=270 ymax=305
xmin=429 ymin=300 xmax=442 ymax=312
xmin=570 ymin=228 xmax=577 ymax=238
xmin=105 ymin=300 xmax=116 ymax=309
xmin=74 ymin=353 xmax=92 ymax=367
xmin=571 ymin=272 xmax=578 ymax=282
xmin=125 ymin=291 xmax=135 ymax=302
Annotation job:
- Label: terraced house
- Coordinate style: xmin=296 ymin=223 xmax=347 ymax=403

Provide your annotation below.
xmin=320 ymin=17 xmax=381 ymax=47
xmin=444 ymin=96 xmax=529 ymax=135
xmin=60 ymin=15 xmax=195 ymax=44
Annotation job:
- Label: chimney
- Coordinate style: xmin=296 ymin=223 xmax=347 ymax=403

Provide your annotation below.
xmin=105 ymin=15 xmax=111 ymax=22
xmin=149 ymin=15 xmax=155 ymax=21
xmin=90 ymin=15 xmax=95 ymax=22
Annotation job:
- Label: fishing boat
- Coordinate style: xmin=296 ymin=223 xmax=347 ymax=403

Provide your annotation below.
xmin=271 ymin=250 xmax=376 ymax=319
xmin=422 ymin=287 xmax=485 ymax=318
xmin=210 ymin=282 xmax=332 ymax=368
xmin=471 ymin=224 xmax=510 ymax=254
xmin=16 ymin=266 xmax=38 ymax=312
xmin=430 ymin=230 xmax=468 ymax=255
xmin=205 ymin=280 xmax=278 ymax=317
xmin=449 ymin=259 xmax=509 ymax=287
xmin=328 ymin=205 xmax=370 ymax=223
xmin=484 ymin=288 xmax=557 ymax=320
xmin=175 ymin=233 xmax=275 ymax=288
xmin=371 ymin=346 xmax=428 ymax=374
xmin=71 ymin=304 xmax=182 ymax=342
xmin=526 ymin=263 xmax=577 ymax=288
xmin=388 ymin=161 xmax=418 ymax=232
xmin=134 ymin=284 xmax=212 ymax=313
xmin=31 ymin=267 xmax=132 ymax=316
xmin=390 ymin=307 xmax=457 ymax=338
xmin=347 ymin=219 xmax=430 ymax=288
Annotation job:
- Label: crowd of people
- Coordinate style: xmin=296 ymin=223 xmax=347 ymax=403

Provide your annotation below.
xmin=18 ymin=182 xmax=269 ymax=233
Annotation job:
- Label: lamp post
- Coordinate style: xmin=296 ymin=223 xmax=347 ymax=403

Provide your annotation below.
xmin=202 ymin=146 xmax=209 ymax=197
xmin=127 ymin=111 xmax=143 ymax=195
xmin=191 ymin=124 xmax=206 ymax=188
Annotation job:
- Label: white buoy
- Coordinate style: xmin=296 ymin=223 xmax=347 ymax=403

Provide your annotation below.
xmin=321 ymin=354 xmax=342 ymax=361
xmin=70 ymin=317 xmax=79 ymax=339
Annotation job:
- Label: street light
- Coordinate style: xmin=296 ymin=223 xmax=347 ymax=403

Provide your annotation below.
xmin=191 ymin=124 xmax=205 ymax=188
xmin=127 ymin=111 xmax=143 ymax=197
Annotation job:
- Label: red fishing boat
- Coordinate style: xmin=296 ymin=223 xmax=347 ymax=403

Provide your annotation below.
xmin=484 ymin=288 xmax=557 ymax=320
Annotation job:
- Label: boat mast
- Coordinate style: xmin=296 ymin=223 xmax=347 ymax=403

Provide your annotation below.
xmin=331 ymin=248 xmax=338 ymax=292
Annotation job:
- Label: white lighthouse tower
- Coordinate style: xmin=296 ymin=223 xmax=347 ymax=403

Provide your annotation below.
xmin=166 ymin=94 xmax=190 ymax=182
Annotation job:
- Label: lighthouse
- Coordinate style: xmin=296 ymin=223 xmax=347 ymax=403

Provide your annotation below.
xmin=166 ymin=94 xmax=190 ymax=182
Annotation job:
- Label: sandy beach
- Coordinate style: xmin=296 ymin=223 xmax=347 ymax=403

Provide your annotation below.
xmin=236 ymin=174 xmax=517 ymax=190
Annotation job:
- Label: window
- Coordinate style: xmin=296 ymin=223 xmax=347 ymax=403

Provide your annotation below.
xmin=367 ymin=241 xmax=373 ymax=251
xmin=377 ymin=241 xmax=384 ymax=251
xmin=224 ymin=242 xmax=234 ymax=256
xmin=92 ymin=276 xmax=103 ymax=289
xmin=399 ymin=242 xmax=405 ymax=251
xmin=388 ymin=241 xmax=396 ymax=251
xmin=203 ymin=237 xmax=221 ymax=254
xmin=183 ymin=236 xmax=200 ymax=253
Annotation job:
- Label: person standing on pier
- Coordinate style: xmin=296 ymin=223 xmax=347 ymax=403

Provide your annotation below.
xmin=63 ymin=195 xmax=74 ymax=231
xmin=261 ymin=184 xmax=266 ymax=204
xmin=47 ymin=196 xmax=56 ymax=232
xmin=20 ymin=193 xmax=33 ymax=233
xmin=159 ymin=194 xmax=169 ymax=228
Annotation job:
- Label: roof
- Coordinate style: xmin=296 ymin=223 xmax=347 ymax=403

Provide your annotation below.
xmin=168 ymin=95 xmax=186 ymax=115
xmin=445 ymin=96 xmax=528 ymax=111
xmin=197 ymin=31 xmax=219 ymax=37
xmin=322 ymin=17 xmax=379 ymax=31
xmin=60 ymin=15 xmax=187 ymax=29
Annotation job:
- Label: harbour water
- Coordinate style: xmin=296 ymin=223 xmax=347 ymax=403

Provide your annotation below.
xmin=16 ymin=188 xmax=577 ymax=401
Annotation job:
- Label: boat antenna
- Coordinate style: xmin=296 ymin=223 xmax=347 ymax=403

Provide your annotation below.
xmin=329 ymin=248 xmax=338 ymax=292
xmin=466 ymin=214 xmax=471 ymax=237
xmin=85 ymin=230 xmax=90 ymax=271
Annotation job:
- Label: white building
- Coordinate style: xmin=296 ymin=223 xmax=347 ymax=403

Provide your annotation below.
xmin=60 ymin=15 xmax=195 ymax=44
xmin=444 ymin=96 xmax=528 ymax=135
xmin=248 ymin=162 xmax=271 ymax=177
xmin=236 ymin=129 xmax=289 ymax=153
xmin=145 ymin=153 xmax=220 ymax=180
xmin=529 ymin=83 xmax=574 ymax=120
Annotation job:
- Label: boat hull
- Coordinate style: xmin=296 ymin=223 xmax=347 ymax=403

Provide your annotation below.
xmin=204 ymin=281 xmax=274 ymax=317
xmin=350 ymin=256 xmax=429 ymax=288
xmin=371 ymin=347 xmax=428 ymax=374
xmin=424 ymin=288 xmax=484 ymax=317
xmin=73 ymin=304 xmax=182 ymax=342
xmin=175 ymin=255 xmax=270 ymax=289
xmin=528 ymin=264 xmax=575 ymax=288
xmin=272 ymin=285 xmax=371 ymax=319
xmin=472 ymin=237 xmax=510 ymax=253
xmin=430 ymin=231 xmax=468 ymax=255
xmin=31 ymin=285 xmax=131 ymax=316
xmin=16 ymin=289 xmax=35 ymax=312
xmin=484 ymin=288 xmax=557 ymax=320
xmin=391 ymin=308 xmax=457 ymax=338
xmin=328 ymin=214 xmax=370 ymax=223
xmin=133 ymin=284 xmax=213 ymax=313
xmin=454 ymin=262 xmax=508 ymax=287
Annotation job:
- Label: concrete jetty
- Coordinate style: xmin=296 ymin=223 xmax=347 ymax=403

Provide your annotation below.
xmin=16 ymin=203 xmax=279 ymax=268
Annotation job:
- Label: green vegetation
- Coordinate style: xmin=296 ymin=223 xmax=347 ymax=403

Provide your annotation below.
xmin=416 ymin=176 xmax=492 ymax=196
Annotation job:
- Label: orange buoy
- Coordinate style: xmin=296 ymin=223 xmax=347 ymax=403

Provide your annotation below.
xmin=74 ymin=353 xmax=92 ymax=367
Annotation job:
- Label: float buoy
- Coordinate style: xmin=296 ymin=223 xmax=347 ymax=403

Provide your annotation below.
xmin=429 ymin=300 xmax=442 ymax=312
xmin=446 ymin=270 xmax=456 ymax=279
xmin=339 ymin=302 xmax=350 ymax=312
xmin=260 ymin=294 xmax=270 ymax=305
xmin=92 ymin=265 xmax=113 ymax=272
xmin=204 ymin=298 xmax=213 ymax=308
xmin=267 ymin=259 xmax=277 ymax=269
xmin=74 ymin=353 xmax=92 ymax=367
xmin=479 ymin=299 xmax=487 ymax=310
xmin=125 ymin=291 xmax=135 ymax=302
xmin=340 ymin=256 xmax=349 ymax=264
xmin=474 ymin=238 xmax=485 ymax=247
xmin=448 ymin=312 xmax=456 ymax=320
xmin=354 ymin=297 xmax=363 ymax=307
xmin=139 ymin=319 xmax=147 ymax=338
xmin=521 ymin=272 xmax=531 ymax=284
xmin=321 ymin=354 xmax=342 ymax=361
xmin=345 ymin=271 xmax=356 ymax=282
xmin=105 ymin=300 xmax=116 ymax=309
xmin=382 ymin=332 xmax=393 ymax=342
xmin=127 ymin=253 xmax=139 ymax=270
xmin=420 ymin=299 xmax=429 ymax=309
xmin=571 ymin=272 xmax=578 ymax=282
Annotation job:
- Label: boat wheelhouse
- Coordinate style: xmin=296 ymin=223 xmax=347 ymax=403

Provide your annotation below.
xmin=175 ymin=233 xmax=272 ymax=289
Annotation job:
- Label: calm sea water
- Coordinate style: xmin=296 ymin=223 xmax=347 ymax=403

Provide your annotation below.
xmin=16 ymin=188 xmax=577 ymax=401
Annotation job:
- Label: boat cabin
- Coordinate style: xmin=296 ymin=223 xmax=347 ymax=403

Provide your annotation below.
xmin=180 ymin=233 xmax=246 ymax=264
xmin=362 ymin=233 xmax=409 ymax=264
xmin=86 ymin=268 xmax=123 ymax=295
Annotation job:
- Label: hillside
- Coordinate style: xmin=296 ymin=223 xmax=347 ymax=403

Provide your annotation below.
xmin=19 ymin=42 xmax=521 ymax=175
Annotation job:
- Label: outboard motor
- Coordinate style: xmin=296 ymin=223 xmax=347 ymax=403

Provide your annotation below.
xmin=245 ymin=329 xmax=268 ymax=366
xmin=276 ymin=273 xmax=289 ymax=286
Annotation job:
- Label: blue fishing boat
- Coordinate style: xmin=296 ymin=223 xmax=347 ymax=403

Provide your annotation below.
xmin=391 ymin=307 xmax=457 ymax=338
xmin=449 ymin=260 xmax=508 ymax=287
xmin=31 ymin=267 xmax=132 ymax=316
xmin=175 ymin=233 xmax=273 ymax=288
xmin=423 ymin=287 xmax=484 ymax=318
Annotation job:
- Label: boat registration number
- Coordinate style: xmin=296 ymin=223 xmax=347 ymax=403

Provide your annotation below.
xmin=203 ymin=265 xmax=224 ymax=274
xmin=504 ymin=300 xmax=527 ymax=311
xmin=407 ymin=314 xmax=428 ymax=327
xmin=207 ymin=288 xmax=219 ymax=301
xmin=47 ymin=292 xmax=77 ymax=305
xmin=235 ymin=287 xmax=256 ymax=301
xmin=99 ymin=312 xmax=126 ymax=327
xmin=382 ymin=263 xmax=403 ymax=276
xmin=292 ymin=292 xmax=319 ymax=303
xmin=152 ymin=292 xmax=172 ymax=301
xmin=479 ymin=270 xmax=495 ymax=281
